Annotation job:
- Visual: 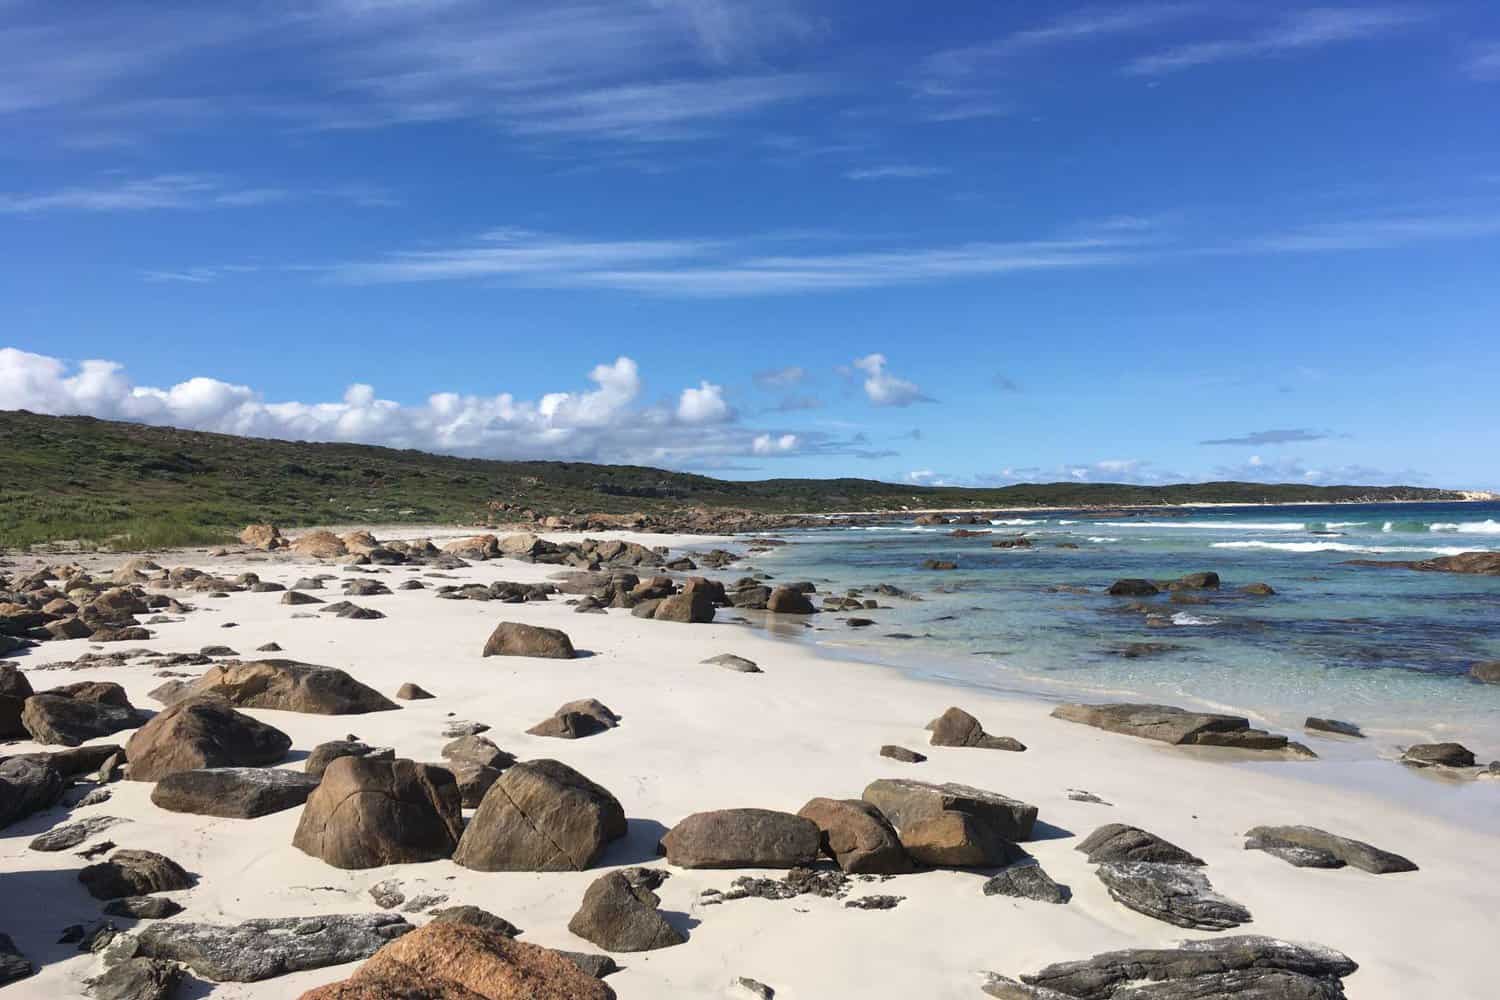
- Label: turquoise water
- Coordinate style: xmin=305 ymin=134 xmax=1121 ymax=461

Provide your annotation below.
xmin=741 ymin=501 xmax=1500 ymax=754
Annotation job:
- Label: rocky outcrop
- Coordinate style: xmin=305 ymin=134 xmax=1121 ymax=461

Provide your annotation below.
xmin=568 ymin=868 xmax=686 ymax=952
xmin=126 ymin=698 xmax=292 ymax=781
xmin=454 ymin=760 xmax=626 ymax=872
xmin=151 ymin=767 xmax=321 ymax=819
xmin=526 ymin=699 xmax=619 ymax=739
xmin=1052 ymin=702 xmax=1308 ymax=754
xmin=1245 ymin=825 xmax=1417 ymax=873
xmin=292 ymin=757 xmax=463 ymax=869
xmin=927 ymin=706 xmax=1025 ymax=751
xmin=981 ymin=936 xmax=1358 ymax=999
xmin=163 ymin=659 xmax=398 ymax=715
xmin=1077 ymin=824 xmax=1204 ymax=865
xmin=1094 ymin=862 xmax=1251 ymax=930
xmin=661 ymin=809 xmax=821 ymax=869
xmin=482 ymin=622 xmax=576 ymax=659
xmin=796 ymin=798 xmax=911 ymax=874
xmin=1347 ymin=550 xmax=1500 ymax=575
xmin=297 ymin=919 xmax=614 ymax=999
xmin=79 ymin=849 xmax=194 ymax=899
xmin=133 ymin=912 xmax=412 ymax=983
xmin=20 ymin=693 xmax=143 ymax=746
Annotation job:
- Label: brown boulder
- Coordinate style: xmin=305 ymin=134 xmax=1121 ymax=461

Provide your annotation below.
xmin=862 ymin=778 xmax=1038 ymax=843
xmin=928 ymin=706 xmax=1026 ymax=751
xmin=166 ymin=659 xmax=399 ymax=715
xmin=568 ymin=870 xmax=685 ymax=952
xmin=526 ymin=699 xmax=619 ymax=739
xmin=290 ymin=531 xmax=348 ymax=559
xmin=240 ymin=524 xmax=284 ymax=550
xmin=765 ymin=587 xmax=816 ymax=614
xmin=126 ymin=697 xmax=292 ymax=781
xmin=293 ymin=756 xmax=463 ymax=869
xmin=651 ymin=590 xmax=715 ymax=623
xmin=900 ymin=809 xmax=1015 ymax=867
xmin=1470 ymin=661 xmax=1500 ymax=685
xmin=298 ymin=920 xmax=615 ymax=1000
xmin=481 ymin=622 xmax=575 ymax=659
xmin=796 ymin=798 xmax=911 ymax=874
xmin=660 ymin=809 xmax=820 ymax=869
xmin=442 ymin=535 xmax=500 ymax=560
xmin=396 ymin=682 xmax=435 ymax=700
xmin=454 ymin=760 xmax=625 ymax=872
xmin=79 ymin=849 xmax=194 ymax=899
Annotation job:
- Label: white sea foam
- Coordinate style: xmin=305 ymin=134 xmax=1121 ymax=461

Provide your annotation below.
xmin=1211 ymin=541 xmax=1478 ymax=555
xmin=1095 ymin=521 xmax=1308 ymax=531
xmin=989 ymin=518 xmax=1041 ymax=526
xmin=1170 ymin=612 xmax=1220 ymax=626
xmin=1087 ymin=536 xmax=1121 ymax=543
xmin=1325 ymin=521 xmax=1367 ymax=528
xmin=1429 ymin=519 xmax=1500 ymax=535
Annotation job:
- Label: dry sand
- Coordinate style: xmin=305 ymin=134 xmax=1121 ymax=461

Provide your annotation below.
xmin=2 ymin=528 xmax=1496 ymax=998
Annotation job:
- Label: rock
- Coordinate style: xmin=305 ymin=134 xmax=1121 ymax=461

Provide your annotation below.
xmin=428 ymin=905 xmax=521 ymax=938
xmin=559 ymin=951 xmax=619 ymax=979
xmin=1402 ymin=742 xmax=1476 ymax=767
xmin=1052 ymin=702 xmax=1298 ymax=752
xmin=862 ymin=778 xmax=1038 ymax=843
xmin=879 ymin=745 xmax=926 ymax=764
xmin=922 ymin=560 xmax=958 ymax=571
xmin=1067 ymin=789 xmax=1111 ymax=805
xmin=796 ymin=798 xmax=911 ymax=874
xmin=1242 ymin=582 xmax=1277 ymax=595
xmin=126 ymin=698 xmax=292 ymax=781
xmin=256 ymin=642 xmax=283 ymax=652
xmin=733 ymin=976 xmax=775 ymax=999
xmin=103 ymin=897 xmax=184 ymax=919
xmin=396 ymin=682 xmax=434 ymax=700
xmin=983 ymin=936 xmax=1359 ymax=1000
xmin=240 ymin=524 xmax=284 ymax=550
xmin=135 ymin=912 xmax=412 ymax=983
xmin=1347 ymin=550 xmax=1500 ymax=575
xmin=661 ymin=809 xmax=821 ymax=869
xmin=442 ymin=734 xmax=516 ymax=771
xmin=927 ymin=706 xmax=1025 ymax=751
xmin=442 ymin=720 xmax=490 ymax=738
xmin=297 ymin=920 xmax=614 ymax=999
xmin=168 ymin=659 xmax=398 ymax=715
xmin=1305 ymin=717 xmax=1363 ymax=738
xmin=152 ymin=767 xmax=321 ymax=818
xmin=0 ymin=932 xmax=33 ymax=987
xmin=0 ymin=662 xmax=33 ymax=738
xmin=455 ymin=759 xmax=626 ymax=872
xmin=281 ymin=590 xmax=324 ymax=606
xmin=1077 ymin=824 xmax=1203 ymax=865
xmin=1094 ymin=862 xmax=1250 ymax=930
xmin=844 ymin=894 xmax=903 ymax=909
xmin=652 ymin=589 xmax=715 ymax=624
xmin=765 ymin=586 xmax=816 ymax=614
xmin=482 ymin=621 xmax=576 ymax=659
xmin=1470 ymin=660 xmax=1500 ymax=684
xmin=983 ymin=858 xmax=1070 ymax=903
xmin=290 ymin=531 xmax=349 ymax=559
xmin=1107 ymin=579 xmax=1159 ymax=596
xmin=79 ymin=849 xmax=194 ymax=899
xmin=20 ymin=694 xmax=141 ymax=746
xmin=568 ymin=869 xmax=687 ymax=952
xmin=1244 ymin=825 xmax=1417 ymax=874
xmin=306 ymin=740 xmax=394 ymax=779
xmin=898 ymin=809 xmax=1016 ymax=867
xmin=86 ymin=957 xmax=182 ymax=1000
xmin=0 ymin=755 xmax=65 ymax=829
xmin=526 ymin=698 xmax=619 ymax=739
xmin=293 ymin=756 xmax=462 ymax=869
xmin=28 ymin=815 xmax=128 ymax=851
xmin=701 ymin=653 xmax=761 ymax=673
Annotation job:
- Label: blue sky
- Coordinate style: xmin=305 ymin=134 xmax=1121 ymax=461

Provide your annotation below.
xmin=3 ymin=1 xmax=1498 ymax=489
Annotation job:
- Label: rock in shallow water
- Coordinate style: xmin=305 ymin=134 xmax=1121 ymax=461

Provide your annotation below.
xmin=1402 ymin=742 xmax=1476 ymax=768
xmin=1093 ymin=861 xmax=1251 ymax=930
xmin=133 ymin=912 xmax=412 ymax=982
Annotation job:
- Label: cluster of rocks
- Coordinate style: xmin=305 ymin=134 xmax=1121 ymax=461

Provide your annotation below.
xmin=1 ymin=563 xmax=185 ymax=650
xmin=1078 ymin=824 xmax=1251 ymax=930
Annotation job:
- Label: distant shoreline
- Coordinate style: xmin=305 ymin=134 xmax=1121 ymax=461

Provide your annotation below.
xmin=799 ymin=496 xmax=1499 ymax=519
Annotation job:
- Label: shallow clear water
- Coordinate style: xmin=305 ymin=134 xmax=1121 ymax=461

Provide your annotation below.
xmin=742 ymin=501 xmax=1500 ymax=753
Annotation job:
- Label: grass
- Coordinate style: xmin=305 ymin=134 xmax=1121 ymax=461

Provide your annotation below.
xmin=0 ymin=409 xmax=1468 ymax=550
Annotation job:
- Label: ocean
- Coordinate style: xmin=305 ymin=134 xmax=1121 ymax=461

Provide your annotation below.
xmin=743 ymin=500 xmax=1500 ymax=753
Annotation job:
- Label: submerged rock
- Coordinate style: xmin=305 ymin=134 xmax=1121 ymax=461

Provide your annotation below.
xmin=1305 ymin=717 xmax=1364 ymax=738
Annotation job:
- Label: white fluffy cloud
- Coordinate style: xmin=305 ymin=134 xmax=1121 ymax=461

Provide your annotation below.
xmin=850 ymin=353 xmax=928 ymax=407
xmin=0 ymin=347 xmax=805 ymax=468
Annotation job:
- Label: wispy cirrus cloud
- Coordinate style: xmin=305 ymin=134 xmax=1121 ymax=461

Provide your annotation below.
xmin=1199 ymin=428 xmax=1332 ymax=446
xmin=1124 ymin=6 xmax=1424 ymax=77
xmin=0 ymin=174 xmax=393 ymax=215
xmin=844 ymin=164 xmax=950 ymax=181
xmin=1466 ymin=41 xmax=1500 ymax=81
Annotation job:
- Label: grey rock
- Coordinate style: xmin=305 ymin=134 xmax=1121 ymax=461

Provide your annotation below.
xmin=79 ymin=850 xmax=195 ymax=900
xmin=86 ymin=957 xmax=182 ymax=1000
xmin=568 ymin=869 xmax=687 ymax=952
xmin=441 ymin=733 xmax=516 ymax=770
xmin=1244 ymin=825 xmax=1417 ymax=874
xmin=20 ymin=694 xmax=142 ymax=746
xmin=734 ymin=976 xmax=775 ymax=998
xmin=442 ymin=720 xmax=490 ymax=738
xmin=151 ymin=768 xmax=320 ymax=818
xmin=1052 ymin=702 xmax=1297 ymax=753
xmin=1402 ymin=742 xmax=1476 ymax=767
xmin=134 ymin=912 xmax=412 ymax=982
xmin=28 ymin=815 xmax=129 ymax=852
xmin=102 ymin=897 xmax=184 ymax=919
xmin=928 ymin=706 xmax=1025 ymax=751
xmin=305 ymin=740 xmax=394 ymax=779
xmin=427 ymin=905 xmax=521 ymax=938
xmin=558 ymin=951 xmax=619 ymax=978
xmin=701 ymin=653 xmax=761 ymax=673
xmin=1304 ymin=717 xmax=1363 ymax=738
xmin=1077 ymin=824 xmax=1204 ymax=866
xmin=1 ymin=755 xmax=65 ymax=830
xmin=0 ymin=933 xmax=32 ymax=987
xmin=368 ymin=879 xmax=405 ymax=909
xmin=844 ymin=894 xmax=903 ymax=910
xmin=879 ymin=745 xmax=926 ymax=763
xmin=1066 ymin=790 xmax=1111 ymax=805
xmin=1094 ymin=862 xmax=1251 ymax=930
xmin=983 ymin=858 xmax=1069 ymax=903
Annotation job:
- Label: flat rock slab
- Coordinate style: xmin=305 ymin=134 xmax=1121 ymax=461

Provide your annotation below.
xmin=1094 ymin=862 xmax=1251 ymax=931
xmin=151 ymin=767 xmax=321 ymax=819
xmin=1244 ymin=825 xmax=1417 ymax=874
xmin=1077 ymin=824 xmax=1204 ymax=865
xmin=861 ymin=778 xmax=1038 ymax=842
xmin=983 ymin=935 xmax=1359 ymax=1000
xmin=134 ymin=913 xmax=412 ymax=982
xmin=28 ymin=815 xmax=129 ymax=852
xmin=1051 ymin=702 xmax=1292 ymax=752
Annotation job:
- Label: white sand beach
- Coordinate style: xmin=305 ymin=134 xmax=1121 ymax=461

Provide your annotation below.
xmin=3 ymin=528 xmax=1496 ymax=998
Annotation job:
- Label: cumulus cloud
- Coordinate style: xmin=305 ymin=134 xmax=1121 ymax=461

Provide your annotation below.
xmin=0 ymin=347 xmax=810 ymax=467
xmin=850 ymin=353 xmax=930 ymax=407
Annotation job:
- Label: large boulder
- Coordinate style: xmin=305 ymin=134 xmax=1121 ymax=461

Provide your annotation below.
xmin=290 ymin=531 xmax=348 ymax=559
xmin=765 ymin=587 xmax=816 ymax=614
xmin=239 ymin=524 xmax=283 ymax=550
xmin=568 ymin=869 xmax=686 ymax=952
xmin=126 ymin=698 xmax=292 ymax=781
xmin=293 ymin=757 xmax=462 ymax=869
xmin=1244 ymin=825 xmax=1418 ymax=874
xmin=796 ymin=798 xmax=911 ymax=874
xmin=43 ymin=680 xmax=132 ymax=706
xmin=442 ymin=534 xmax=500 ymax=560
xmin=298 ymin=920 xmax=614 ymax=999
xmin=481 ymin=622 xmax=576 ymax=659
xmin=0 ymin=755 xmax=64 ymax=829
xmin=163 ymin=659 xmax=398 ymax=715
xmin=928 ymin=706 xmax=1025 ymax=751
xmin=651 ymin=589 xmax=715 ymax=623
xmin=79 ymin=849 xmax=194 ymax=899
xmin=20 ymin=694 xmax=142 ymax=746
xmin=152 ymin=768 xmax=321 ymax=819
xmin=454 ymin=760 xmax=625 ymax=872
xmin=135 ymin=913 xmax=412 ymax=983
xmin=660 ymin=809 xmax=820 ymax=869
xmin=862 ymin=778 xmax=1038 ymax=842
